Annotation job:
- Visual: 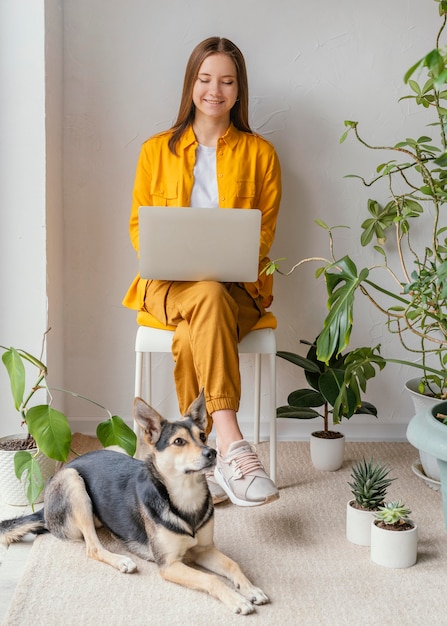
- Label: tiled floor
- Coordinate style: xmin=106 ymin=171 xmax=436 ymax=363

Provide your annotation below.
xmin=0 ymin=502 xmax=41 ymax=623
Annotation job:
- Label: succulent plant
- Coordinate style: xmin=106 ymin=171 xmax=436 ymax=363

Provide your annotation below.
xmin=375 ymin=501 xmax=411 ymax=526
xmin=348 ymin=457 xmax=395 ymax=510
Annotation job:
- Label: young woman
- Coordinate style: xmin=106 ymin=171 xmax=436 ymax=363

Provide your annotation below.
xmin=123 ymin=37 xmax=282 ymax=507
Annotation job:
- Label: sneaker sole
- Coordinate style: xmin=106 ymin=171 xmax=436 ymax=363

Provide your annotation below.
xmin=214 ymin=467 xmax=279 ymax=508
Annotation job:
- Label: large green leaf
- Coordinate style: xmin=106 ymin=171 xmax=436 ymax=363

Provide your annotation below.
xmin=317 ymin=256 xmax=370 ymax=364
xmin=26 ymin=405 xmax=72 ymax=462
xmin=14 ymin=451 xmax=45 ymax=505
xmin=276 ymin=351 xmax=321 ymax=373
xmin=96 ymin=416 xmax=137 ymax=457
xmin=277 ymin=406 xmax=320 ymax=419
xmin=287 ymin=388 xmax=324 ymax=408
xmin=1 ymin=348 xmax=25 ymax=410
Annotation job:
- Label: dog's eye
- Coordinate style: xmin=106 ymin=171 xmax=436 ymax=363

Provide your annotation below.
xmin=173 ymin=438 xmax=186 ymax=446
xmin=199 ymin=433 xmax=206 ymax=443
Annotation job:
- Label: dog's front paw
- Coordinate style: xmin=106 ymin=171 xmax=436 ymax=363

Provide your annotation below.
xmin=245 ymin=586 xmax=269 ymax=606
xmin=231 ymin=595 xmax=255 ymax=615
xmin=117 ymin=556 xmax=138 ymax=573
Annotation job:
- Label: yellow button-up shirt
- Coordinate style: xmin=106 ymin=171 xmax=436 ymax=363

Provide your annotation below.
xmin=122 ymin=123 xmax=282 ymax=311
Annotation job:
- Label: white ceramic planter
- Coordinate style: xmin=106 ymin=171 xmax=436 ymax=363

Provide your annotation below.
xmin=310 ymin=432 xmax=345 ymax=471
xmin=370 ymin=520 xmax=418 ymax=568
xmin=405 ymin=378 xmax=441 ymax=481
xmin=346 ymin=500 xmax=375 ymax=546
xmin=0 ymin=434 xmax=57 ymax=506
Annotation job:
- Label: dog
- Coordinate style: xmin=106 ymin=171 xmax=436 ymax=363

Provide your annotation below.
xmin=0 ymin=391 xmax=269 ymax=615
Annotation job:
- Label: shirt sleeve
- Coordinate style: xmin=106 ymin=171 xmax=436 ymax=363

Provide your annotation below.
xmin=129 ymin=142 xmax=153 ymax=252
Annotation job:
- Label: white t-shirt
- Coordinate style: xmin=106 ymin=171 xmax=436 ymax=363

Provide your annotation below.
xmin=190 ymin=144 xmax=219 ymax=208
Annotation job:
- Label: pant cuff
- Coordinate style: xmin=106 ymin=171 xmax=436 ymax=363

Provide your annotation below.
xmin=207 ymin=396 xmax=240 ymax=414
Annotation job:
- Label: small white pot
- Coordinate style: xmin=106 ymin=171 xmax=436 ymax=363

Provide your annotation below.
xmin=346 ymin=500 xmax=375 ymax=546
xmin=370 ymin=519 xmax=418 ymax=568
xmin=310 ymin=431 xmax=345 ymax=471
xmin=0 ymin=434 xmax=57 ymax=506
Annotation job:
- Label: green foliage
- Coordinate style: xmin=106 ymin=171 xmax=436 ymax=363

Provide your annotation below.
xmin=96 ymin=416 xmax=137 ymax=457
xmin=310 ymin=5 xmax=447 ymax=398
xmin=1 ymin=342 xmax=136 ymax=505
xmin=277 ymin=338 xmax=385 ymax=428
xmin=14 ymin=451 xmax=44 ymax=506
xmin=348 ymin=458 xmax=395 ymax=510
xmin=375 ymin=501 xmax=412 ymax=525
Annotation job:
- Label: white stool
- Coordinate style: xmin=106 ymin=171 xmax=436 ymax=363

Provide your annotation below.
xmin=134 ymin=313 xmax=277 ymax=483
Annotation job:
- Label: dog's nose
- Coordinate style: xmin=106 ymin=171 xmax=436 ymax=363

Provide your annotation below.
xmin=202 ymin=448 xmax=217 ymax=461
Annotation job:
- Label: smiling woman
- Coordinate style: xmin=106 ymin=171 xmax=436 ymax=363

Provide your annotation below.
xmin=122 ymin=36 xmax=282 ymax=508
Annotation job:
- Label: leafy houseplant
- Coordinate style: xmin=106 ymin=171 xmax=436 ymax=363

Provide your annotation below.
xmin=1 ymin=342 xmax=137 ymax=505
xmin=324 ymin=0 xmax=447 ymax=397
xmin=277 ymin=338 xmax=385 ymax=471
xmin=268 ymin=0 xmax=447 ymax=400
xmin=277 ymin=338 xmax=385 ymax=434
xmin=346 ymin=457 xmax=395 ymax=546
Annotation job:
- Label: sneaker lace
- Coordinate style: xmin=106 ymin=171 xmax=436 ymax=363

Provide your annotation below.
xmin=230 ymin=446 xmax=264 ymax=480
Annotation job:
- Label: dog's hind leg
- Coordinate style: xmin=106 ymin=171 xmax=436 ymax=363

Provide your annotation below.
xmin=45 ymin=468 xmax=137 ymax=574
xmin=160 ymin=560 xmax=257 ymax=615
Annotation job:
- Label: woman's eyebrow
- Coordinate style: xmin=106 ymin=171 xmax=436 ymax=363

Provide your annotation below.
xmin=198 ymin=72 xmax=236 ymax=78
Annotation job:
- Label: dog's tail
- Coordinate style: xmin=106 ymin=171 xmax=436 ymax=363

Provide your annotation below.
xmin=0 ymin=509 xmax=47 ymax=546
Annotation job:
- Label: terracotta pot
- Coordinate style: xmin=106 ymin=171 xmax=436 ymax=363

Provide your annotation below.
xmin=0 ymin=434 xmax=57 ymax=506
xmin=346 ymin=500 xmax=376 ymax=546
xmin=310 ymin=431 xmax=345 ymax=471
xmin=370 ymin=519 xmax=418 ymax=568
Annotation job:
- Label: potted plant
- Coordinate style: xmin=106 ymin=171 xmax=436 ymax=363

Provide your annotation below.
xmin=277 ymin=337 xmax=385 ymax=471
xmin=267 ymin=0 xmax=447 ymax=482
xmin=346 ymin=457 xmax=395 ymax=546
xmin=370 ymin=501 xmax=418 ymax=568
xmin=0 ymin=339 xmax=137 ymax=506
xmin=407 ymin=399 xmax=447 ymax=529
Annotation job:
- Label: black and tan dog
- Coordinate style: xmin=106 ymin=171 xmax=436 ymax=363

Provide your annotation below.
xmin=0 ymin=391 xmax=269 ymax=615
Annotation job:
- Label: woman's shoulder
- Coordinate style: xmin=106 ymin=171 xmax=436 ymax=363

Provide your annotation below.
xmin=142 ymin=129 xmax=173 ymax=147
xmin=237 ymin=127 xmax=278 ymax=155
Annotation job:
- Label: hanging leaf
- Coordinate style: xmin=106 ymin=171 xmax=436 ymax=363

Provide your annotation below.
xmin=14 ymin=451 xmax=45 ymax=506
xmin=97 ymin=416 xmax=137 ymax=457
xmin=26 ymin=405 xmax=72 ymax=462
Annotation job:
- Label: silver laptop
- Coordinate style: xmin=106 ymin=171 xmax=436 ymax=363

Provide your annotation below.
xmin=138 ymin=207 xmax=261 ymax=282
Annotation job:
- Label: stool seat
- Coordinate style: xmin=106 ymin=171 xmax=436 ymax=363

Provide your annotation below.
xmin=134 ymin=311 xmax=277 ymax=482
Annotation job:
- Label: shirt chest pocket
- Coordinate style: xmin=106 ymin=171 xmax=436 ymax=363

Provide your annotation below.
xmin=150 ymin=182 xmax=178 ymax=206
xmin=236 ymin=181 xmax=256 ymax=208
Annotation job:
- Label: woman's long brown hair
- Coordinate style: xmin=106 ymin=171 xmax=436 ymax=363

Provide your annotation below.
xmin=168 ymin=37 xmax=252 ymax=154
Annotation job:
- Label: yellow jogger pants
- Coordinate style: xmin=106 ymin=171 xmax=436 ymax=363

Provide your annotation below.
xmin=143 ymin=280 xmax=265 ymax=418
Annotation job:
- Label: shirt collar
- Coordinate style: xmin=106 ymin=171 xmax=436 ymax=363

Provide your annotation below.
xmin=177 ymin=123 xmax=241 ymax=152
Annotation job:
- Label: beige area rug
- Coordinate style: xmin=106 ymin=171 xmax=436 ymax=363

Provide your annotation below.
xmin=3 ymin=439 xmax=447 ymax=626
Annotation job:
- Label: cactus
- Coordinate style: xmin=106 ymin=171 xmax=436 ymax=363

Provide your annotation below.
xmin=348 ymin=458 xmax=395 ymax=510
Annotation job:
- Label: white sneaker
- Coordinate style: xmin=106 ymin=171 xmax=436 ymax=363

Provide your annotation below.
xmin=214 ymin=440 xmax=279 ymax=507
xmin=205 ymin=469 xmax=229 ymax=505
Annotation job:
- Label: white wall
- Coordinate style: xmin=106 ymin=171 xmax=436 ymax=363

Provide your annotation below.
xmin=0 ymin=0 xmax=442 ymax=441
xmin=0 ymin=1 xmax=49 ymax=436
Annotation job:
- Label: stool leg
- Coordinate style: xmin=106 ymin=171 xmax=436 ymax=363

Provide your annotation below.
xmin=134 ymin=351 xmax=143 ymax=434
xmin=253 ymin=353 xmax=261 ymax=445
xmin=269 ymin=351 xmax=277 ymax=484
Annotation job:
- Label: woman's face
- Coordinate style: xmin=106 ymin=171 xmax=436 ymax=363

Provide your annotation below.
xmin=192 ymin=53 xmax=238 ymax=123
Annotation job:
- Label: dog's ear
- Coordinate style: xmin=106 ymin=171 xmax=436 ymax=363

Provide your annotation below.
xmin=133 ymin=397 xmax=164 ymax=445
xmin=184 ymin=388 xmax=208 ymax=431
